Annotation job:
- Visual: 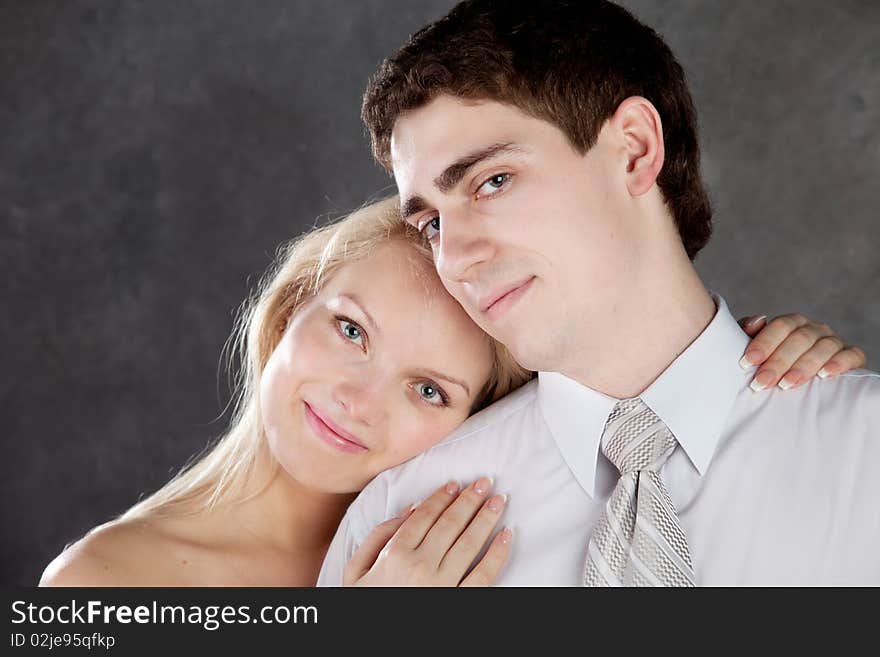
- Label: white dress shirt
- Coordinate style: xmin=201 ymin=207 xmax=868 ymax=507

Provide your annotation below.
xmin=318 ymin=296 xmax=880 ymax=585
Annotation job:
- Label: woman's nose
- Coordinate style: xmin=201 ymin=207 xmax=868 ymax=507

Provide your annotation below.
xmin=331 ymin=375 xmax=387 ymax=427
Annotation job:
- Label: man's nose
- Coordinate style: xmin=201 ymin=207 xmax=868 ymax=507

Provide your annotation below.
xmin=435 ymin=211 xmax=495 ymax=284
xmin=331 ymin=373 xmax=388 ymax=428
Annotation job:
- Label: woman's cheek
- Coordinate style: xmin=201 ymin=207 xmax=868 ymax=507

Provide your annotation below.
xmin=278 ymin=314 xmax=338 ymax=383
xmin=381 ymin=411 xmax=461 ymax=469
xmin=259 ymin=348 xmax=294 ymax=440
xmin=259 ymin=322 xmax=319 ymax=423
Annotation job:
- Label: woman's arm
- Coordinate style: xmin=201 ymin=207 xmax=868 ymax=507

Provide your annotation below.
xmin=738 ymin=313 xmax=866 ymax=391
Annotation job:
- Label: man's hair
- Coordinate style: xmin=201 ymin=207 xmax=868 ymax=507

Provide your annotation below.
xmin=362 ymin=0 xmax=713 ymax=259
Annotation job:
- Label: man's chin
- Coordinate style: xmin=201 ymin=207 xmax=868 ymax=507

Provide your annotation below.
xmin=488 ymin=328 xmax=551 ymax=373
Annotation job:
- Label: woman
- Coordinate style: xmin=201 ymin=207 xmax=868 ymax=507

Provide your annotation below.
xmin=39 ymin=197 xmax=865 ymax=586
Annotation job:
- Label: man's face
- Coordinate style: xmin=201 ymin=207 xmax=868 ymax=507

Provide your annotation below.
xmin=391 ymin=95 xmax=642 ymax=373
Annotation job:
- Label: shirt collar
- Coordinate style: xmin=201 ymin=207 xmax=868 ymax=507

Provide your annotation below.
xmin=538 ymin=294 xmax=752 ymax=498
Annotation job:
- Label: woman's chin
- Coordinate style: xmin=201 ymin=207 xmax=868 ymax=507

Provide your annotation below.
xmin=276 ymin=456 xmax=369 ymax=496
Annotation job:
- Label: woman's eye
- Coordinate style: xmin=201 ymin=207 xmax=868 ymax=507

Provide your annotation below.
xmin=477 ymin=173 xmax=510 ymax=197
xmin=420 ymin=216 xmax=441 ymax=242
xmin=336 ymin=318 xmax=365 ymax=347
xmin=415 ymin=381 xmax=448 ymax=407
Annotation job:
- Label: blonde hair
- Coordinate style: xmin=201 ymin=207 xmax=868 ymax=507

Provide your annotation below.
xmin=121 ymin=196 xmax=533 ymax=520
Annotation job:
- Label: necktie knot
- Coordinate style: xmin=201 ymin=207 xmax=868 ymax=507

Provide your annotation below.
xmin=601 ymin=398 xmax=678 ymax=475
xmin=585 ymin=398 xmax=695 ymax=586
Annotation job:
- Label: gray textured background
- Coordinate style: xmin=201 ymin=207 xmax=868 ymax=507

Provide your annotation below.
xmin=1 ymin=1 xmax=877 ymax=586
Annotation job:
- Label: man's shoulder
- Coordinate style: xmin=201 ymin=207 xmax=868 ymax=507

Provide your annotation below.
xmin=803 ymin=368 xmax=880 ymax=410
xmin=433 ymin=377 xmax=540 ymax=448
xmin=744 ymin=367 xmax=880 ymax=411
xmin=733 ymin=367 xmax=880 ymax=453
xmin=827 ymin=368 xmax=880 ymax=387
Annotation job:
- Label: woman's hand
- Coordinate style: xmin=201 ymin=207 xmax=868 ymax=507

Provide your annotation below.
xmin=343 ymin=478 xmax=511 ymax=587
xmin=738 ymin=314 xmax=867 ymax=391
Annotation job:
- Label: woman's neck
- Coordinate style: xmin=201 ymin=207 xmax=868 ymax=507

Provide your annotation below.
xmin=217 ymin=455 xmax=356 ymax=558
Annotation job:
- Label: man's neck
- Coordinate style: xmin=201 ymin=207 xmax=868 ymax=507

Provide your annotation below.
xmin=561 ymin=246 xmax=717 ymax=400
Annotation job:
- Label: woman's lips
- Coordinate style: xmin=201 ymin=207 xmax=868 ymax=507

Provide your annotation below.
xmin=303 ymin=402 xmax=368 ymax=454
xmin=483 ymin=276 xmax=535 ymax=321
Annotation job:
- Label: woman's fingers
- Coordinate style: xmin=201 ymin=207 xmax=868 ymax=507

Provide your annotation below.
xmin=418 ymin=477 xmax=494 ymax=563
xmin=750 ymin=320 xmax=834 ymax=390
xmin=345 ymin=477 xmax=509 ymax=586
xmin=776 ymin=336 xmax=843 ymax=389
xmin=393 ymin=481 xmax=461 ymax=550
xmin=743 ymin=314 xmax=839 ymax=390
xmin=737 ymin=315 xmax=767 ymax=337
xmin=741 ymin=313 xmax=866 ymax=391
xmin=343 ymin=511 xmax=412 ymax=585
xmin=459 ymin=528 xmax=513 ymax=587
xmin=439 ymin=492 xmax=507 ymax=580
xmin=740 ymin=313 xmax=811 ymax=370
xmin=817 ymin=345 xmax=867 ymax=378
xmin=779 ymin=342 xmax=867 ymax=389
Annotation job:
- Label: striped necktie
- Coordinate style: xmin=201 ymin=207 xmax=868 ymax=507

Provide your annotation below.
xmin=583 ymin=397 xmax=696 ymax=586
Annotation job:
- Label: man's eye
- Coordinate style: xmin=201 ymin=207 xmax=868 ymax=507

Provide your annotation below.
xmin=420 ymin=216 xmax=441 ymax=242
xmin=477 ymin=173 xmax=511 ymax=197
xmin=415 ymin=381 xmax=448 ymax=407
xmin=336 ymin=318 xmax=365 ymax=346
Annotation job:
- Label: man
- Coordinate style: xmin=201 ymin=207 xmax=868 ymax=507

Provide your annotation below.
xmin=319 ymin=0 xmax=878 ymax=585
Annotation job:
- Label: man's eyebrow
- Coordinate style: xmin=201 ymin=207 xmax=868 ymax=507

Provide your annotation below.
xmin=400 ymin=196 xmax=427 ymax=223
xmin=421 ymin=368 xmax=470 ymax=397
xmin=434 ymin=142 xmax=522 ymax=193
xmin=399 ymin=142 xmax=523 ymax=223
xmin=338 ymin=293 xmax=378 ymax=333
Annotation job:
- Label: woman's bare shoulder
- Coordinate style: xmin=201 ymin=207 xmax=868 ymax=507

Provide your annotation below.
xmin=39 ymin=517 xmax=193 ymax=587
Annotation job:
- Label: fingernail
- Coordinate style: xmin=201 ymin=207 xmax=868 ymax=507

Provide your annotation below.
xmin=445 ymin=481 xmax=460 ymax=495
xmin=818 ymin=367 xmax=834 ymax=379
xmin=473 ymin=476 xmax=493 ymax=496
xmin=750 ymin=370 xmax=774 ymax=392
xmin=739 ymin=349 xmax=761 ymax=369
xmin=487 ymin=493 xmax=507 ymax=513
xmin=747 ymin=315 xmax=767 ymax=327
xmin=499 ymin=527 xmax=513 ymax=545
xmin=778 ymin=374 xmax=797 ymax=390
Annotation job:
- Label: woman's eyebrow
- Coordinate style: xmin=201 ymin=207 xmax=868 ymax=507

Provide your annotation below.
xmin=338 ymin=293 xmax=378 ymax=333
xmin=420 ymin=368 xmax=470 ymax=396
xmin=337 ymin=294 xmax=470 ymax=396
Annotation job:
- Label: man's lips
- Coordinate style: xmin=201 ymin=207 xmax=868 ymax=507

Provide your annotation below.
xmin=303 ymin=401 xmax=368 ymax=453
xmin=480 ymin=276 xmax=536 ymax=316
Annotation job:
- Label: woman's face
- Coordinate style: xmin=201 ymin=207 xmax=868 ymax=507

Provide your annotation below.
xmin=260 ymin=239 xmax=495 ymax=493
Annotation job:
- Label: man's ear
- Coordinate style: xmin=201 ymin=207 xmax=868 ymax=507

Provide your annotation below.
xmin=612 ymin=96 xmax=665 ymax=197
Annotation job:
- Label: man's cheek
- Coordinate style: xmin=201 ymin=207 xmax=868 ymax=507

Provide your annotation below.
xmin=441 ymin=283 xmax=481 ymax=325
